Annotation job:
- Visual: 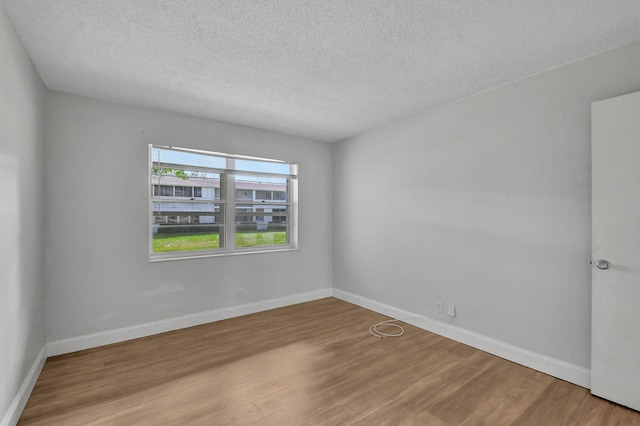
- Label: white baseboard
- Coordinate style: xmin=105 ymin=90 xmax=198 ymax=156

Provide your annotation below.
xmin=332 ymin=288 xmax=591 ymax=389
xmin=1 ymin=346 xmax=47 ymax=426
xmin=47 ymin=288 xmax=333 ymax=357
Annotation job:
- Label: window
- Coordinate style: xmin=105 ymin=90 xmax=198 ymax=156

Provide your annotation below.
xmin=174 ymin=186 xmax=193 ymax=198
xmin=255 ymin=190 xmax=272 ymax=200
xmin=150 ymin=145 xmax=297 ymax=260
xmin=235 ymin=189 xmax=253 ymax=200
xmin=153 ymin=185 xmax=174 ymax=197
xmin=271 ymin=208 xmax=287 ymax=223
xmin=153 ymin=185 xmax=203 ymax=198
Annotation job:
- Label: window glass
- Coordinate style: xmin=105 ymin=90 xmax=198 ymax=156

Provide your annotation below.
xmin=235 ymin=159 xmax=290 ymax=175
xmin=235 ymin=189 xmax=253 ymax=200
xmin=174 ymin=186 xmax=193 ymax=197
xmin=150 ymin=145 xmax=296 ymax=260
xmin=255 ymin=190 xmax=272 ymax=200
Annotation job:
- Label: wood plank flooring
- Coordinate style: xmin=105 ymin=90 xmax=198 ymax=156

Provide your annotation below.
xmin=19 ymin=297 xmax=640 ymax=425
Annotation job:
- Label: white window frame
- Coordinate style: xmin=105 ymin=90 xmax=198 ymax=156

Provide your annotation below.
xmin=149 ymin=144 xmax=298 ymax=262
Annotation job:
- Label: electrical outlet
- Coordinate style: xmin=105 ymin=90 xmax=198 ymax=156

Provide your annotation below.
xmin=237 ymin=288 xmax=244 ymax=299
xmin=448 ymin=303 xmax=455 ymax=318
xmin=436 ymin=301 xmax=443 ymax=313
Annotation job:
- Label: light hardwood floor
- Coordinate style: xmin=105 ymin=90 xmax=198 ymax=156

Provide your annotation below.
xmin=19 ymin=298 xmax=640 ymax=425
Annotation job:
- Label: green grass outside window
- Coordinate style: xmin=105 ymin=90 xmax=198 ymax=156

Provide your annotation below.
xmin=153 ymin=231 xmax=286 ymax=252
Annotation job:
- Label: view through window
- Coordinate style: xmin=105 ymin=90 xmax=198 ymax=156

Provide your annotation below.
xmin=150 ymin=145 xmax=297 ymax=260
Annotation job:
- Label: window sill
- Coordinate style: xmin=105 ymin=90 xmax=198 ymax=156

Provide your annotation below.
xmin=148 ymin=246 xmax=298 ymax=262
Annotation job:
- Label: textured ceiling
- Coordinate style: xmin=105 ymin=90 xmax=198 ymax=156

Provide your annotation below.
xmin=1 ymin=1 xmax=638 ymax=142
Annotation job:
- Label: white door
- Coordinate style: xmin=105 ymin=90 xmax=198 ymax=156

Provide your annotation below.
xmin=591 ymin=90 xmax=640 ymax=411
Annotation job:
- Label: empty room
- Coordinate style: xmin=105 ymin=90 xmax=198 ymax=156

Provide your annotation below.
xmin=2 ymin=1 xmax=640 ymax=425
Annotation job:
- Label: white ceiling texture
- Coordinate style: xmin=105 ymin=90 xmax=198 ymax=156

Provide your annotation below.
xmin=2 ymin=1 xmax=638 ymax=142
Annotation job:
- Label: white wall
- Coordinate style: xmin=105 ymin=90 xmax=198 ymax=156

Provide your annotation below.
xmin=44 ymin=92 xmax=333 ymax=341
xmin=0 ymin=4 xmax=46 ymax=424
xmin=333 ymin=43 xmax=640 ymax=369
